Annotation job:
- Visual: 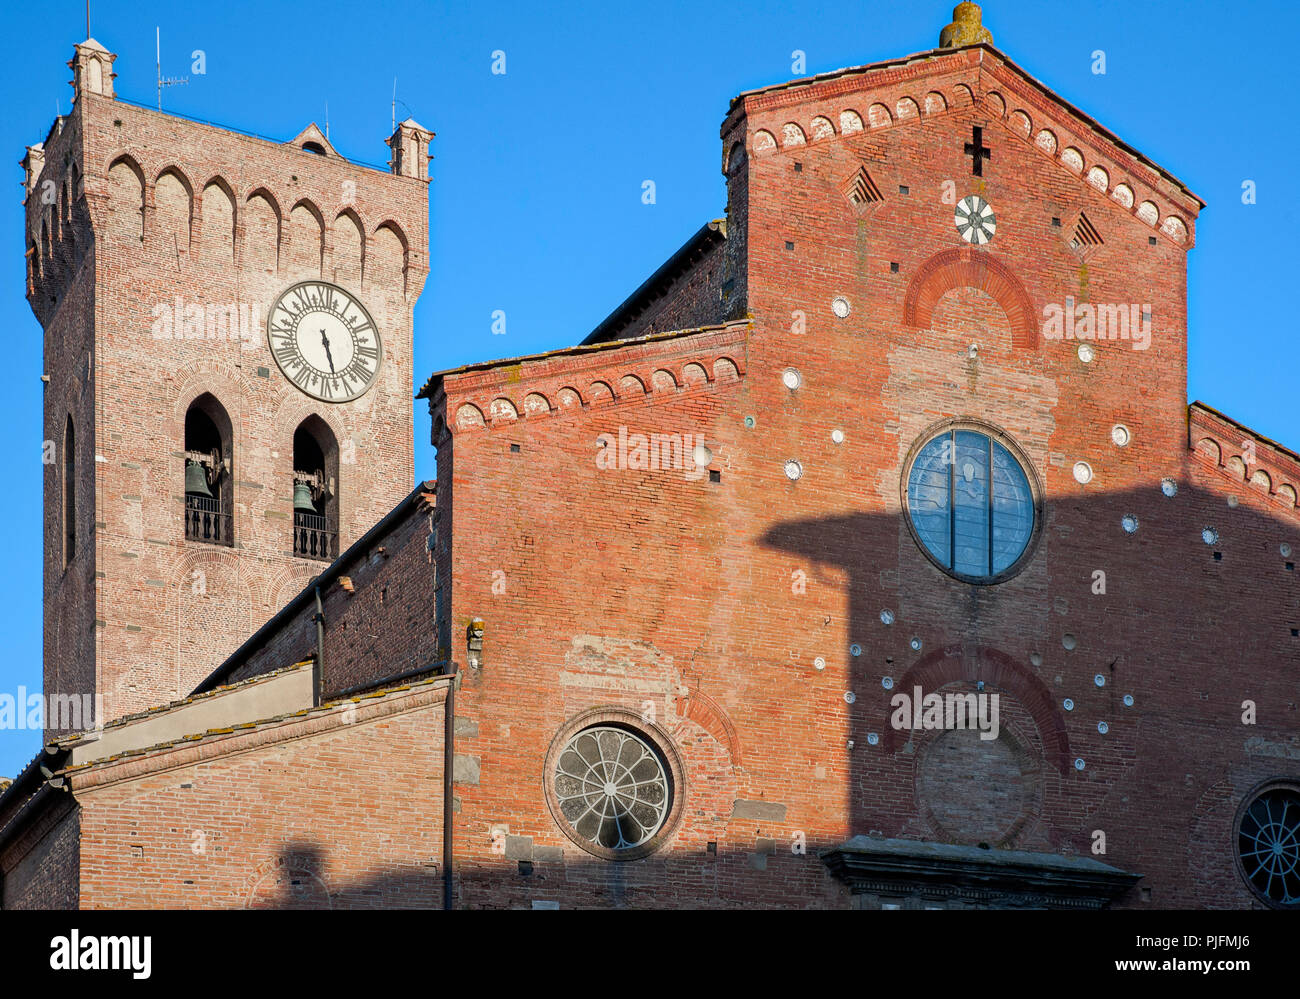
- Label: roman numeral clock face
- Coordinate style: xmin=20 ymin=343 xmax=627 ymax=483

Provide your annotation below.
xmin=267 ymin=281 xmax=382 ymax=402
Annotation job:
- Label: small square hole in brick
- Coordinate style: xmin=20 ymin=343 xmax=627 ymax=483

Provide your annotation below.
xmin=510 ymin=443 xmax=520 ymax=453
xmin=898 ymin=184 xmax=909 ymax=195
xmin=1213 ymin=551 xmax=1222 ymax=561
xmin=784 ymin=241 xmax=795 ymax=251
xmin=257 ymin=366 xmax=270 ymax=378
xmin=1051 ymin=217 xmax=1061 ymax=227
xmin=518 ymin=860 xmax=533 ymax=876
xmin=1149 ymin=236 xmax=1158 ymax=245
xmin=1287 ymin=562 xmax=1295 ymax=571
xmin=1292 ymin=628 xmax=1299 ymax=638
xmin=709 ymin=470 xmax=721 ymax=483
xmin=707 ymin=841 xmax=717 ymax=855
xmin=890 ymin=262 xmax=900 ymax=273
xmin=794 ymin=162 xmax=803 ymax=172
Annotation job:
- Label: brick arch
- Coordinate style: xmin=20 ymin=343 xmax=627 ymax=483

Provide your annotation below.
xmin=882 ymin=644 xmax=1070 ymax=774
xmin=269 ymin=394 xmax=348 ymax=457
xmin=903 ymin=247 xmax=1038 ymax=350
xmin=678 ymin=686 xmax=742 ymax=768
xmin=167 ymin=546 xmax=255 ymax=700
xmin=172 ymin=362 xmax=249 ymax=428
xmin=265 ymin=563 xmax=320 ymax=617
xmin=102 ymin=150 xmax=147 ymax=181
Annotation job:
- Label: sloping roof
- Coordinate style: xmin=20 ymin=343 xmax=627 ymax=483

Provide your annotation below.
xmin=398 ymin=117 xmax=433 ymax=134
xmin=288 ymin=122 xmax=341 ymax=158
xmin=192 ymin=479 xmax=436 ymax=695
xmin=60 ymin=671 xmax=450 ymax=781
xmin=580 ymin=219 xmax=727 ymax=346
xmin=50 ymin=661 xmax=311 ymax=752
xmin=1190 ymin=401 xmax=1300 ymax=468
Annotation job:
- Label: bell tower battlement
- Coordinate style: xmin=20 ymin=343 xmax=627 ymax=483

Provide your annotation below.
xmin=25 ymin=39 xmax=433 ymax=734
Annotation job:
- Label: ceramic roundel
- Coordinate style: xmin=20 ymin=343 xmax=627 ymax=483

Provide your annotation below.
xmin=955 ymin=195 xmax=996 ymax=245
xmin=267 ymin=280 xmax=382 ymax=403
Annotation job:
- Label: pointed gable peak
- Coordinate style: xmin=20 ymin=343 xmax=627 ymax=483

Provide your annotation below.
xmin=288 ymin=122 xmax=339 ymax=157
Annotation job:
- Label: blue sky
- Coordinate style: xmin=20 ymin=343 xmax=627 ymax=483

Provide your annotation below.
xmin=0 ymin=0 xmax=1293 ymax=777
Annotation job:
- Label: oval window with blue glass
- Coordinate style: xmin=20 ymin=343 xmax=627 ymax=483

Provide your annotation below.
xmin=905 ymin=424 xmax=1039 ymax=583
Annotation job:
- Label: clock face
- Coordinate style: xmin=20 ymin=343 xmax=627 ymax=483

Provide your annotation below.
xmin=267 ymin=281 xmax=382 ymax=402
xmin=955 ymin=195 xmax=996 ymax=245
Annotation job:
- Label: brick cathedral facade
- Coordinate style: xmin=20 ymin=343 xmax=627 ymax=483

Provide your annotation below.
xmin=3 ymin=4 xmax=1298 ymax=909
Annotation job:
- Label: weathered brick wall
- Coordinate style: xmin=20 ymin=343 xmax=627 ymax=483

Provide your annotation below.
xmin=417 ymin=49 xmax=1298 ymax=908
xmin=28 ymin=112 xmax=99 ymax=737
xmin=25 ymin=41 xmax=1297 ymax=910
xmin=226 ymin=488 xmax=439 ymax=696
xmin=1 ymin=799 xmax=80 ymax=910
xmin=27 ymin=64 xmax=430 ymax=730
xmin=73 ymin=682 xmax=447 ymax=909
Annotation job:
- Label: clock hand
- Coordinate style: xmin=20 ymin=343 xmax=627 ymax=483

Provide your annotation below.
xmin=320 ymin=329 xmax=335 ymax=373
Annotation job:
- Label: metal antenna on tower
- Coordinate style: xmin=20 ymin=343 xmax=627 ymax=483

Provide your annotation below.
xmin=156 ymin=27 xmax=190 ymax=110
xmin=392 ymin=78 xmax=397 ymax=133
xmin=325 ymin=101 xmax=329 ymax=141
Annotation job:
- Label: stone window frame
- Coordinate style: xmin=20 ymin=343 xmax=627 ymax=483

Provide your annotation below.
xmin=1233 ymin=777 xmax=1300 ymax=910
xmin=542 ymin=706 xmax=686 ymax=863
xmin=900 ymin=417 xmax=1044 ymax=586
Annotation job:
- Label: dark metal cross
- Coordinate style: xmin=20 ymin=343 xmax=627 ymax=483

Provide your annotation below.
xmin=964 ymin=125 xmax=991 ymax=176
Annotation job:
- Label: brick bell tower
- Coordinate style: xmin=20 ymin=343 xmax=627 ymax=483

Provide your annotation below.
xmin=24 ymin=39 xmax=432 ymax=733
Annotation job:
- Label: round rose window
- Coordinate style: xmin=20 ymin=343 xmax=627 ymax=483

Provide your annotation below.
xmin=554 ymin=726 xmax=671 ymax=853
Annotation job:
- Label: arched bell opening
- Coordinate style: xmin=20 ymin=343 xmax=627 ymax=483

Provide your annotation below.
xmin=183 ymin=393 xmax=233 ymax=545
xmin=292 ymin=415 xmax=338 ymax=562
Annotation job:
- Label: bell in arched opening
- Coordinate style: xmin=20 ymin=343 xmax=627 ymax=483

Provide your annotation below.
xmin=185 ymin=459 xmax=214 ymax=498
xmin=293 ymin=478 xmax=318 ymax=513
